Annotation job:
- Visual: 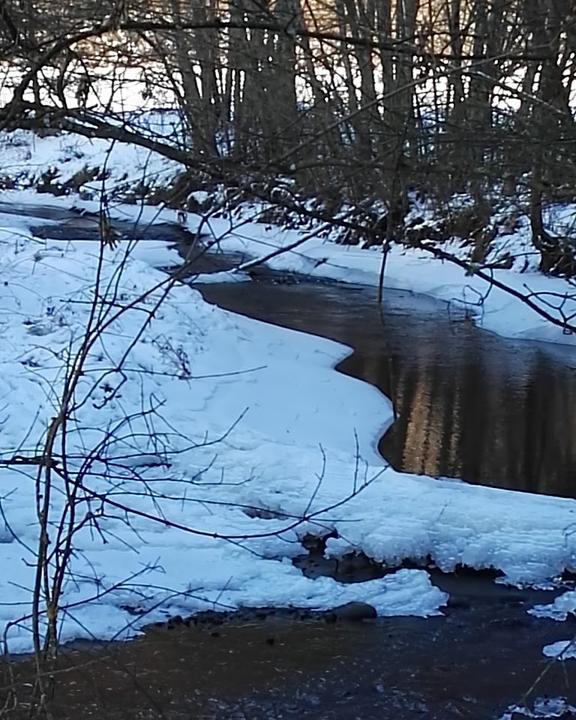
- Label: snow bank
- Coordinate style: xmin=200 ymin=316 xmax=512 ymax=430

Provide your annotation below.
xmin=543 ymin=640 xmax=576 ymax=661
xmin=0 ymin=220 xmax=441 ymax=653
xmin=0 ymin=128 xmax=180 ymax=199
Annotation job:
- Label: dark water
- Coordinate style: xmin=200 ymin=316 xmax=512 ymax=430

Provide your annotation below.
xmin=199 ymin=279 xmax=576 ymax=498
xmin=4 ymin=595 xmax=574 ymax=720
xmin=0 ymin=201 xmax=83 ymax=222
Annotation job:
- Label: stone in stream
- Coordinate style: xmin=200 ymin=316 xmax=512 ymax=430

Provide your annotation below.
xmin=326 ymin=601 xmax=377 ymax=623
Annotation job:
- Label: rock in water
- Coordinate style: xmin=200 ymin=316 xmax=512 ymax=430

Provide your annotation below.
xmin=330 ymin=602 xmax=377 ymax=622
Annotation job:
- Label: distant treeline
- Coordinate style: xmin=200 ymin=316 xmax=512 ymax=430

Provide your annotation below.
xmin=1 ymin=0 xmax=575 ymax=267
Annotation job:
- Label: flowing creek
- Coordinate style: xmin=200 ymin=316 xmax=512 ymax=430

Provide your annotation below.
xmin=2 ymin=204 xmax=576 ymax=719
xmin=199 ymin=276 xmax=576 ymax=498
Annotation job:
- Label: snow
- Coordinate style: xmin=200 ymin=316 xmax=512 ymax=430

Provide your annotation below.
xmin=3 ymin=124 xmax=576 ymax=347
xmin=543 ymin=640 xmax=576 ymax=661
xmin=7 ymin=183 xmax=576 ymax=348
xmin=0 ymin=127 xmax=180 ymax=199
xmin=529 ymin=591 xmax=576 ymax=660
xmin=500 ymin=698 xmax=576 ymax=719
xmin=530 ymin=590 xmax=576 ymax=621
xmin=0 ymin=219 xmax=449 ymax=653
xmin=1 ymin=131 xmax=576 ymax=652
xmin=193 ymin=270 xmax=252 ymax=284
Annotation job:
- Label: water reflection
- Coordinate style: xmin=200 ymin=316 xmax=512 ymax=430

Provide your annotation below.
xmin=375 ymin=327 xmax=576 ymax=495
xmin=200 ymin=280 xmax=576 ymax=498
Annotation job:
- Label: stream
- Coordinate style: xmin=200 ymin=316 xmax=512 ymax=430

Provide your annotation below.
xmin=2 ymin=204 xmax=576 ymax=719
xmin=199 ymin=276 xmax=576 ymax=498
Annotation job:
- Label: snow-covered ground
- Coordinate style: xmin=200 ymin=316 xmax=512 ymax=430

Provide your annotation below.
xmin=0 ymin=212 xmax=446 ymax=652
xmin=1 ymin=130 xmax=576 ymax=659
xmin=0 ymin=123 xmax=180 ymax=200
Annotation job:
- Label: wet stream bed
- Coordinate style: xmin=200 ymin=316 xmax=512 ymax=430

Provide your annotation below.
xmin=2 ymin=205 xmax=576 ymax=718
xmin=4 ymin=597 xmax=575 ymax=720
